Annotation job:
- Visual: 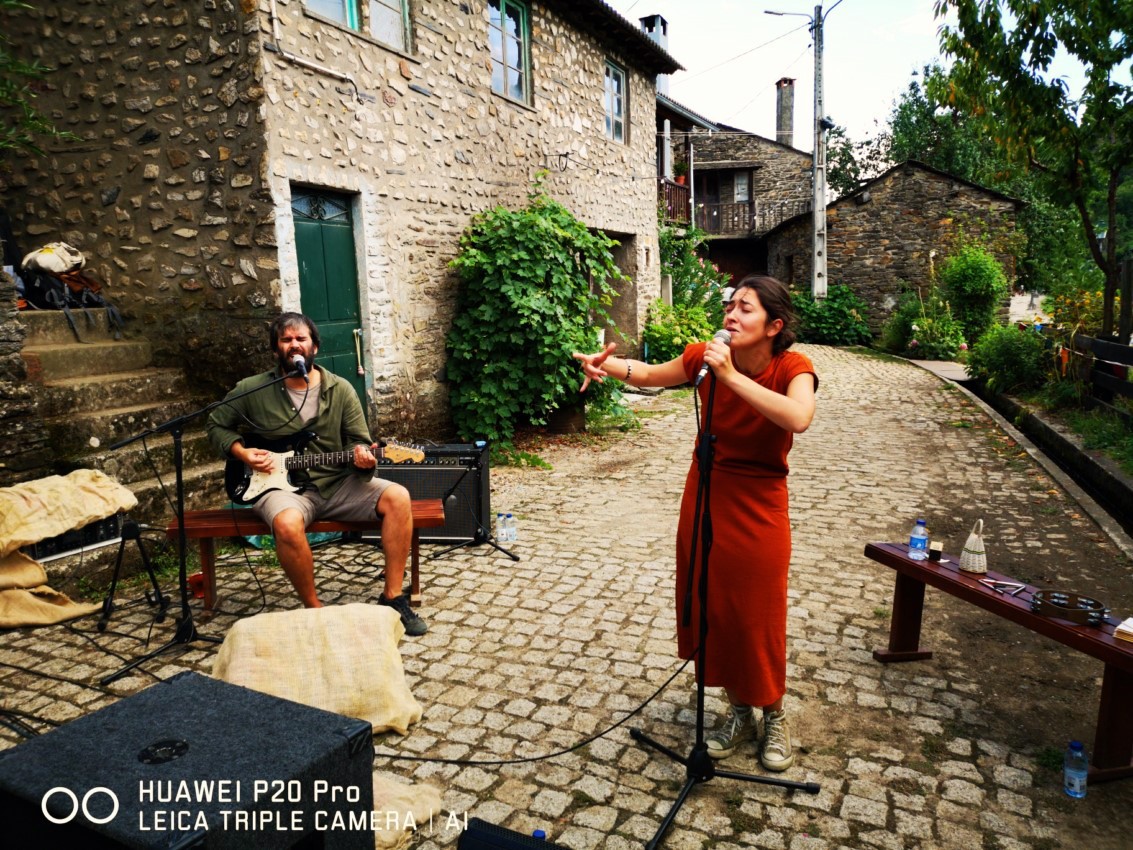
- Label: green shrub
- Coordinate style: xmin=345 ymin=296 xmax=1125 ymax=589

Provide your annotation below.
xmin=659 ymin=222 xmax=729 ymax=326
xmin=880 ymin=287 xmax=966 ymax=360
xmin=792 ymin=284 xmax=873 ymax=346
xmin=642 ymin=301 xmax=714 ymax=364
xmin=939 ymin=244 xmax=1008 ymax=344
xmin=966 ymin=324 xmax=1049 ymax=393
xmin=446 ymin=176 xmax=624 ymax=444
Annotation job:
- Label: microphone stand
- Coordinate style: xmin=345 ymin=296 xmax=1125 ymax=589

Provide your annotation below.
xmin=99 ymin=370 xmax=299 ymax=685
xmin=629 ymin=371 xmax=819 ymax=849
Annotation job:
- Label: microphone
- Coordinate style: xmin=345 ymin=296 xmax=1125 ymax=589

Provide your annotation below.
xmin=291 ymin=354 xmax=309 ymax=383
xmin=694 ymin=330 xmax=732 ymax=387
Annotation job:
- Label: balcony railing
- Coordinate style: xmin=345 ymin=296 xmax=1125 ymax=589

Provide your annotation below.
xmin=695 ymin=200 xmax=812 ymax=236
xmin=658 ymin=177 xmax=689 ymax=224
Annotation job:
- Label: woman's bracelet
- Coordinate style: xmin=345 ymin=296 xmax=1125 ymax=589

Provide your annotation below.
xmin=624 ymin=360 xmax=633 ymax=383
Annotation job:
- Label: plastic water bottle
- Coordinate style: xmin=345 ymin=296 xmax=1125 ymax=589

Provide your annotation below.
xmin=495 ymin=512 xmax=506 ymax=541
xmin=1064 ymin=740 xmax=1088 ymax=798
xmin=505 ymin=513 xmax=517 ymax=542
xmin=908 ymin=519 xmax=929 ymax=560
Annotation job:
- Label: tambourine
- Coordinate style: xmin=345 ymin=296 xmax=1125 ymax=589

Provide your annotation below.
xmin=1029 ymin=590 xmax=1109 ymax=627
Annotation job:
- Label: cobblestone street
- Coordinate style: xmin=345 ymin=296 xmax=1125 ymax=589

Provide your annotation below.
xmin=2 ymin=343 xmax=1131 ymax=849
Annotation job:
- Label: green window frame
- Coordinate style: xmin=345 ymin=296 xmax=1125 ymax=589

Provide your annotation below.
xmin=369 ymin=0 xmax=409 ymax=51
xmin=604 ymin=61 xmax=626 ymax=143
xmin=489 ymin=0 xmax=531 ymax=104
xmin=306 ymin=0 xmax=361 ymax=30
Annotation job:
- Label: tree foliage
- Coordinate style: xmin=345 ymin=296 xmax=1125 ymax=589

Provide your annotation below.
xmin=938 ymin=243 xmax=1009 ymax=344
xmin=446 ymin=176 xmax=624 ymax=444
xmin=0 ymin=0 xmax=64 ymax=153
xmin=935 ymin=0 xmax=1133 ymax=332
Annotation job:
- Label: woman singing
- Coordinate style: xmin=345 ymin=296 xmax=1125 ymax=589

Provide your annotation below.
xmin=574 ymin=275 xmax=817 ymax=770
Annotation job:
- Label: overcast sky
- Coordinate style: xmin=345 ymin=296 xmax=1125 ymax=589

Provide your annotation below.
xmin=604 ymin=0 xmax=1106 ymax=152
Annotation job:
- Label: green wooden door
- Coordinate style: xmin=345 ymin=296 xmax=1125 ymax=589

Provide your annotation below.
xmin=291 ymin=190 xmax=367 ymax=415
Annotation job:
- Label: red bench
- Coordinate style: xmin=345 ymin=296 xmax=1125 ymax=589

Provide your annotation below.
xmin=166 ymin=500 xmax=446 ymax=618
xmin=866 ymin=541 xmax=1133 ymax=783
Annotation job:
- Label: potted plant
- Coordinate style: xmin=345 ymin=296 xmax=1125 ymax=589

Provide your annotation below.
xmin=673 ymin=160 xmax=688 ymax=185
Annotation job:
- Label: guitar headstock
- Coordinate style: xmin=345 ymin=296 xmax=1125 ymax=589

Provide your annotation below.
xmin=383 ymin=443 xmax=426 ymax=464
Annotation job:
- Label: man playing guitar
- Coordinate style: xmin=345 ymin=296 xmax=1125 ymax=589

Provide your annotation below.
xmin=207 ymin=312 xmax=426 ymax=635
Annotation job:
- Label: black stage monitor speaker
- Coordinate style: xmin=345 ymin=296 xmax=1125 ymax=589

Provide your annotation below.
xmin=458 ymin=817 xmax=567 ymax=849
xmin=0 ymin=672 xmax=374 ymax=849
xmin=374 ymin=441 xmax=491 ymax=543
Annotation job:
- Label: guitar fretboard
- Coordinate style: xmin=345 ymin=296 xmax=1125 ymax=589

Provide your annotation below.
xmin=285 ymin=449 xmax=380 ymax=470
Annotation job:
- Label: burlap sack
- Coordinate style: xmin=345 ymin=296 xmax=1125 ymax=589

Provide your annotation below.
xmin=371 ymin=774 xmax=443 ymax=850
xmin=0 ymin=469 xmax=137 ymax=558
xmin=0 ymin=585 xmax=100 ymax=627
xmin=212 ymin=603 xmax=423 ymax=734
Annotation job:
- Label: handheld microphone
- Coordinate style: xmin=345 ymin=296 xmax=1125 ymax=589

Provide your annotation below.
xmin=694 ymin=330 xmax=732 ymax=387
xmin=291 ymin=354 xmax=309 ymax=383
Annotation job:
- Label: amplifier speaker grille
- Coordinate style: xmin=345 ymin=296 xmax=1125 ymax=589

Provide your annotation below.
xmin=375 ymin=443 xmax=490 ymax=542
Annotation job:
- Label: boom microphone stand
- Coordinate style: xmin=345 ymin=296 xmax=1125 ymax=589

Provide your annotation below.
xmin=99 ymin=371 xmax=298 ymax=685
xmin=629 ymin=372 xmax=819 ymax=849
xmin=429 ymin=441 xmax=518 ymax=562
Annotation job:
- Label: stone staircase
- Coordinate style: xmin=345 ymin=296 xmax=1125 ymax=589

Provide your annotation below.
xmin=19 ymin=309 xmax=228 ymax=581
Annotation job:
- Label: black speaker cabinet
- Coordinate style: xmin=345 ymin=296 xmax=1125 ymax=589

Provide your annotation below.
xmin=0 ymin=672 xmax=374 ymax=849
xmin=458 ymin=817 xmax=566 ymax=849
xmin=374 ymin=442 xmax=491 ymax=542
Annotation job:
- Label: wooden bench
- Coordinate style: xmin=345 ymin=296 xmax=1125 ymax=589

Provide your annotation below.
xmin=865 ymin=541 xmax=1133 ymax=783
xmin=166 ymin=500 xmax=446 ymax=618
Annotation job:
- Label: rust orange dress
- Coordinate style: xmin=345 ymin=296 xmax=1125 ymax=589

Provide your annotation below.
xmin=676 ymin=342 xmax=817 ymax=707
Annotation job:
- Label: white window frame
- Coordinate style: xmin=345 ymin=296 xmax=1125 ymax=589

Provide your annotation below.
xmin=735 ymin=171 xmax=750 ymax=203
xmin=604 ymin=61 xmax=627 ymax=144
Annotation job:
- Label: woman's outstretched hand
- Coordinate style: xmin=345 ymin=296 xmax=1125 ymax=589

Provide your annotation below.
xmin=572 ymin=342 xmax=617 ymax=392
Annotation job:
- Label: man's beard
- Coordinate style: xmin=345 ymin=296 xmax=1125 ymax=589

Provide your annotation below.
xmin=278 ymin=350 xmax=314 ymax=375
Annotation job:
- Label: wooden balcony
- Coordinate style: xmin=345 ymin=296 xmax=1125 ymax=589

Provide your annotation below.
xmin=658 ymin=177 xmax=689 ymax=224
xmin=695 ymin=199 xmax=812 ymax=236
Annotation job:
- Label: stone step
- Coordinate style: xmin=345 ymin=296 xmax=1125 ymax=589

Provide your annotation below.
xmin=127 ymin=459 xmax=231 ymax=526
xmin=22 ymin=338 xmax=153 ymax=383
xmin=18 ymin=307 xmax=123 ymax=346
xmin=36 ymin=368 xmax=189 ymax=417
xmin=42 ymin=399 xmax=202 ymax=459
xmin=79 ymin=429 xmax=220 ymax=486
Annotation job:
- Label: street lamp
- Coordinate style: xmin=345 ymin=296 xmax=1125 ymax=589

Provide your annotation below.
xmin=765 ymin=2 xmax=842 ymax=299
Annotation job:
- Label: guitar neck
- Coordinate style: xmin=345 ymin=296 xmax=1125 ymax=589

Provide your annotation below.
xmin=284 ymin=447 xmax=381 ymax=470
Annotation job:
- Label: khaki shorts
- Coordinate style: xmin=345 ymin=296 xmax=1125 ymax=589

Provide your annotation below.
xmin=253 ymin=473 xmax=395 ymax=530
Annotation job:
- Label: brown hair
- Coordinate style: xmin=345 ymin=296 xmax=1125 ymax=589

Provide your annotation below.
xmin=733 ymin=275 xmax=797 ymax=354
xmin=269 ymin=312 xmax=320 ymax=350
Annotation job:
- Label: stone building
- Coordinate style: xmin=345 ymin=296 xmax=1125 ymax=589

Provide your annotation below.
xmin=767 ymin=160 xmax=1023 ymax=331
xmin=0 ymin=0 xmax=679 ymax=487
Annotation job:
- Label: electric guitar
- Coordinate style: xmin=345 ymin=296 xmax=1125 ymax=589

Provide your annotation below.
xmin=224 ymin=431 xmax=425 ymax=505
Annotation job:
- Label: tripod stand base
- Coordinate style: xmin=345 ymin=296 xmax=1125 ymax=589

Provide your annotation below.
xmin=630 ymin=727 xmax=819 ymax=849
xmin=429 ymin=535 xmax=519 ymax=562
xmin=99 ymin=612 xmax=223 ymax=686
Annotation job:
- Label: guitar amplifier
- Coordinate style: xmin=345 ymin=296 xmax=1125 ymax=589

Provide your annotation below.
xmin=373 ymin=442 xmax=491 ymax=543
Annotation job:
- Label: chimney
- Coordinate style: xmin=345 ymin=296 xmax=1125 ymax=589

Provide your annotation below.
xmin=639 ymin=14 xmax=670 ymax=96
xmin=776 ymin=77 xmax=794 ymax=147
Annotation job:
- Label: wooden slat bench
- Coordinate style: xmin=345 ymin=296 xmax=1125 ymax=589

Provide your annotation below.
xmin=865 ymin=541 xmax=1133 ymax=783
xmin=166 ymin=500 xmax=446 ymax=618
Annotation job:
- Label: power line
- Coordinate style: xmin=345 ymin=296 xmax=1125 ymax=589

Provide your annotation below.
xmin=671 ymin=22 xmax=810 ymax=88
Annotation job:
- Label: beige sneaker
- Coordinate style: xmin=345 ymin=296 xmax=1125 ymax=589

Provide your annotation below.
xmin=706 ymin=705 xmax=755 ymax=759
xmin=759 ymin=708 xmax=795 ymax=771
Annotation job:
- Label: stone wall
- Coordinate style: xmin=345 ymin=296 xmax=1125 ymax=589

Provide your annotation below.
xmin=0 ymin=0 xmax=278 ymax=391
xmin=0 ymin=271 xmax=51 ymax=485
xmin=768 ymin=163 xmax=1021 ymax=332
xmin=258 ymin=0 xmax=662 ymax=436
xmin=1 ymin=0 xmax=663 ymax=442
xmin=683 ymin=130 xmax=811 ymax=205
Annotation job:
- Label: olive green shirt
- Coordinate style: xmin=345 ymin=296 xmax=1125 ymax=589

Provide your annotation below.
xmin=207 ymin=366 xmax=373 ymax=498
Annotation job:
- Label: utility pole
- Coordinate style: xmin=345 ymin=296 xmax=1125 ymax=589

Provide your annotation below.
xmin=811 ymin=4 xmax=828 ymax=300
xmin=767 ymin=2 xmax=841 ymax=300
